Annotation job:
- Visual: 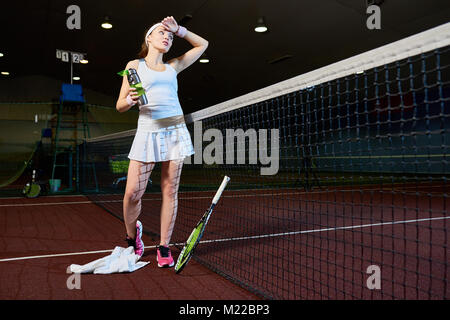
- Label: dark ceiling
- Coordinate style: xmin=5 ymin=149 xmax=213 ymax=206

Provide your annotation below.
xmin=1 ymin=0 xmax=450 ymax=114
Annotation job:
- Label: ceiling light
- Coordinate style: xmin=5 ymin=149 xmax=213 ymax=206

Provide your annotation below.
xmin=254 ymin=17 xmax=268 ymax=33
xmin=101 ymin=16 xmax=113 ymax=29
xmin=199 ymin=53 xmax=210 ymax=64
xmin=73 ymin=76 xmax=80 ymax=81
xmin=79 ymin=53 xmax=88 ymax=64
xmin=0 ymin=53 xmax=4 ymax=57
xmin=1 ymin=72 xmax=10 ymax=75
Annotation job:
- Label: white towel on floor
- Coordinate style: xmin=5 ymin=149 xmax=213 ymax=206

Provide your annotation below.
xmin=69 ymin=246 xmax=149 ymax=274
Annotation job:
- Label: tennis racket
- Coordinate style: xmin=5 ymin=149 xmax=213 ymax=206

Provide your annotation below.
xmin=175 ymin=175 xmax=230 ymax=274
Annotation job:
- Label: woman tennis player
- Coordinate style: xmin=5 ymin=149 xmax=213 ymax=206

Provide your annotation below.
xmin=116 ymin=16 xmax=208 ymax=267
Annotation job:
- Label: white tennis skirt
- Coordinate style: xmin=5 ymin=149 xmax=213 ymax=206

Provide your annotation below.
xmin=128 ymin=122 xmax=194 ymax=163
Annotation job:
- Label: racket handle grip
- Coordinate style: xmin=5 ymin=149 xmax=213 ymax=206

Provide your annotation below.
xmin=212 ymin=176 xmax=230 ymax=205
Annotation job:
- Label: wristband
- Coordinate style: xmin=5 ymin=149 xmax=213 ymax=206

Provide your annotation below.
xmin=175 ymin=26 xmax=187 ymax=38
xmin=126 ymin=94 xmax=136 ymax=106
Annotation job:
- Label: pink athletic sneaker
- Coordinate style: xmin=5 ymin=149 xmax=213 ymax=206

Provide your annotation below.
xmin=126 ymin=220 xmax=144 ymax=260
xmin=156 ymin=245 xmax=174 ymax=268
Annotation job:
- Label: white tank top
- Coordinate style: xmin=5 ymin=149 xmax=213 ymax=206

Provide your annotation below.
xmin=137 ymin=58 xmax=183 ymax=120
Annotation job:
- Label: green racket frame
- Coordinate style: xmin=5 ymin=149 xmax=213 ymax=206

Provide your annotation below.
xmin=175 ymin=176 xmax=230 ymax=274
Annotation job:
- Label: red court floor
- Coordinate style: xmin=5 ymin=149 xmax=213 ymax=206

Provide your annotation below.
xmin=0 ymin=195 xmax=259 ymax=300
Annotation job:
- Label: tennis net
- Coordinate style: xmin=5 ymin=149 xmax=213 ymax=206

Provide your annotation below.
xmin=80 ymin=23 xmax=450 ymax=299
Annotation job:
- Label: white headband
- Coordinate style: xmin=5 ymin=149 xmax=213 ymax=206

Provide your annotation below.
xmin=145 ymin=23 xmax=163 ymax=46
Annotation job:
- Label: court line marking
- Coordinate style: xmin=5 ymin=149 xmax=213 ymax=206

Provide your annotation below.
xmin=0 ymin=200 xmax=93 ymax=207
xmin=0 ymin=184 xmax=446 ymax=208
xmin=0 ymin=245 xmax=158 ymax=263
xmin=0 ymin=194 xmax=87 ymax=200
xmin=198 ymin=215 xmax=450 ymax=244
xmin=0 ymin=193 xmax=307 ymax=207
xmin=0 ymin=215 xmax=448 ymax=263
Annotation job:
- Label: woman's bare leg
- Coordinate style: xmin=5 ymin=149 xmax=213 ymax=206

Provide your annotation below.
xmin=159 ymin=159 xmax=183 ymax=246
xmin=123 ymin=160 xmax=154 ymax=239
